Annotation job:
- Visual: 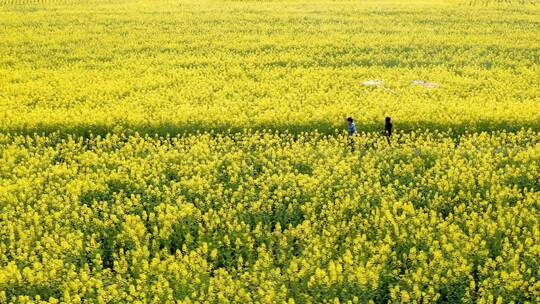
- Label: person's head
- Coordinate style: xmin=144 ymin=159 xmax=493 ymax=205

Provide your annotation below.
xmin=385 ymin=116 xmax=391 ymax=123
xmin=347 ymin=117 xmax=353 ymax=123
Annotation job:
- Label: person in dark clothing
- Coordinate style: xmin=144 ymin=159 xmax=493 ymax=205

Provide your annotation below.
xmin=383 ymin=116 xmax=392 ymax=145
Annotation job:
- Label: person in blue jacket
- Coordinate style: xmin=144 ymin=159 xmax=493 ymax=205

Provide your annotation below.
xmin=347 ymin=117 xmax=357 ymax=135
xmin=346 ymin=117 xmax=357 ymax=152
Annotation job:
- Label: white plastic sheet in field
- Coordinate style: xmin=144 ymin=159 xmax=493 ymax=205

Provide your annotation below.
xmin=411 ymin=80 xmax=438 ymax=88
xmin=361 ymin=79 xmax=397 ymax=94
xmin=361 ymin=79 xmax=384 ymax=86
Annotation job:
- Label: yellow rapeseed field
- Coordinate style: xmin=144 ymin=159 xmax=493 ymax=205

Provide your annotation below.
xmin=0 ymin=0 xmax=539 ymax=134
xmin=0 ymin=0 xmax=539 ymax=303
xmin=0 ymin=131 xmax=539 ymax=303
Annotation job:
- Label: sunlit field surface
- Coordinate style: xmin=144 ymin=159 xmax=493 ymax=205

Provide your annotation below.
xmin=0 ymin=0 xmax=539 ymax=303
xmin=0 ymin=0 xmax=539 ymax=134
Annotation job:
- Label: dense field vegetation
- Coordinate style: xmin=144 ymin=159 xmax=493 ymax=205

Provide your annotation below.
xmin=0 ymin=0 xmax=539 ymax=303
xmin=0 ymin=131 xmax=539 ymax=303
xmin=0 ymin=0 xmax=539 ymax=134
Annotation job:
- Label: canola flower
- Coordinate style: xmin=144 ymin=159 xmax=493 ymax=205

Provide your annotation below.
xmin=0 ymin=0 xmax=539 ymax=135
xmin=0 ymin=130 xmax=538 ymax=303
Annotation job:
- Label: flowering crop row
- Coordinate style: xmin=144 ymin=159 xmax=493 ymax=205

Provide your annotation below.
xmin=0 ymin=130 xmax=538 ymax=303
xmin=0 ymin=0 xmax=539 ymax=134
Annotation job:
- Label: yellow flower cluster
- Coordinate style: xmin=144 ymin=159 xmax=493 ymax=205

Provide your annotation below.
xmin=0 ymin=130 xmax=538 ymax=303
xmin=0 ymin=0 xmax=538 ymax=135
